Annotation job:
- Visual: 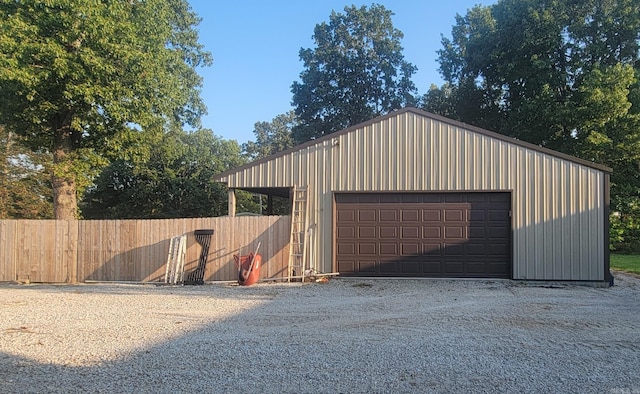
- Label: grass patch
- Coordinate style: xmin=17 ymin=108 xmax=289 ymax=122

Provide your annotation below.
xmin=610 ymin=254 xmax=640 ymax=275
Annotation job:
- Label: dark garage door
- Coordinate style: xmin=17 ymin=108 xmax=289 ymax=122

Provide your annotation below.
xmin=335 ymin=192 xmax=511 ymax=278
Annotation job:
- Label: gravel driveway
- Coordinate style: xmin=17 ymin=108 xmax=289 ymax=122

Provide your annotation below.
xmin=1 ymin=273 xmax=639 ymax=393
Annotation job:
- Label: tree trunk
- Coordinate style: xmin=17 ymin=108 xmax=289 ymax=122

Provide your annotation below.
xmin=52 ymin=172 xmax=77 ymax=219
xmin=52 ymin=119 xmax=78 ymax=220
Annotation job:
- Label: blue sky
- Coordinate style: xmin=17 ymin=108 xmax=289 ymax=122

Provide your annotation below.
xmin=188 ymin=1 xmax=497 ymax=144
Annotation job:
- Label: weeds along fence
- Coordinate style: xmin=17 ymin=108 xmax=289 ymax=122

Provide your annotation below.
xmin=0 ymin=216 xmax=291 ymax=283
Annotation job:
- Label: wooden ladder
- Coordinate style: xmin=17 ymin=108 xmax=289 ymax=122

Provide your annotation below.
xmin=288 ymin=186 xmax=309 ymax=282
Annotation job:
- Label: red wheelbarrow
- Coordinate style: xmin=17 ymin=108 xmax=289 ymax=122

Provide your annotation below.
xmin=233 ymin=242 xmax=261 ymax=286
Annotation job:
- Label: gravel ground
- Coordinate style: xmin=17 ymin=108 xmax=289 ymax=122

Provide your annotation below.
xmin=1 ymin=272 xmax=639 ymax=394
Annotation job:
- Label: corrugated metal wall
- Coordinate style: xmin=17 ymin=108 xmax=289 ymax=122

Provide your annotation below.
xmin=220 ymin=110 xmax=606 ymax=281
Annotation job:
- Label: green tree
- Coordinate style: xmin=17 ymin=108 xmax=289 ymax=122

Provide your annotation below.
xmin=0 ymin=0 xmax=212 ymax=219
xmin=291 ymin=4 xmax=418 ymax=143
xmin=430 ymin=0 xmax=640 ymax=250
xmin=0 ymin=126 xmax=53 ymax=218
xmin=421 ymin=83 xmax=466 ymax=121
xmin=241 ymin=112 xmax=297 ymax=215
xmin=82 ymin=129 xmax=243 ymax=219
xmin=431 ymin=0 xmax=639 ymax=148
xmin=243 ymin=111 xmax=296 ymax=161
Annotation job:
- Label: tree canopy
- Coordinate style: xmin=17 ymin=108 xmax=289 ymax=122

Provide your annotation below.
xmin=242 ymin=111 xmax=296 ymax=161
xmin=241 ymin=112 xmax=298 ymax=215
xmin=0 ymin=126 xmax=53 ymax=219
xmin=429 ymin=0 xmax=640 ymax=148
xmin=291 ymin=4 xmax=417 ymax=143
xmin=82 ymin=129 xmax=243 ymax=219
xmin=426 ymin=0 xmax=640 ymax=251
xmin=0 ymin=0 xmax=212 ymax=219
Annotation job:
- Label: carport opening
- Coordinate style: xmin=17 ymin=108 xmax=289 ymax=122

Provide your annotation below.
xmin=230 ymin=187 xmax=292 ymax=216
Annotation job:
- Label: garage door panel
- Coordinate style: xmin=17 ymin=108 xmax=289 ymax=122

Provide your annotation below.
xmin=468 ymin=210 xmax=485 ymax=221
xmin=467 ymin=194 xmax=489 ymax=203
xmin=337 ymin=260 xmax=355 ymax=273
xmin=380 ymin=226 xmax=398 ymax=238
xmin=401 ymin=226 xmax=420 ymax=238
xmin=401 ymin=261 xmax=420 ymax=274
xmin=335 ymin=192 xmax=511 ymax=278
xmin=444 ymin=262 xmax=464 ymax=274
xmin=422 ymin=261 xmax=442 ymax=274
xmin=421 ymin=194 xmax=443 ymax=203
xmin=487 ymin=226 xmax=509 ymax=238
xmin=467 ymin=243 xmax=486 ymax=256
xmin=337 ymin=243 xmax=356 ymax=255
xmin=486 ymin=261 xmax=509 ymax=278
xmin=401 ymin=209 xmax=420 ymax=222
xmin=337 ymin=226 xmax=355 ymax=238
xmin=488 ymin=210 xmax=509 ymax=222
xmin=358 ymin=261 xmax=376 ymax=272
xmin=445 ymin=226 xmax=464 ymax=239
xmin=401 ymin=243 xmax=420 ymax=256
xmin=379 ymin=194 xmax=400 ymax=203
xmin=468 ymin=226 xmax=485 ymax=238
xmin=380 ymin=210 xmax=398 ymax=222
xmin=487 ymin=244 xmax=509 ymax=256
xmin=423 ymin=210 xmax=441 ymax=221
xmin=337 ymin=210 xmax=356 ymax=221
xmin=423 ymin=227 xmax=441 ymax=238
xmin=358 ymin=194 xmax=379 ymax=203
xmin=445 ymin=209 xmax=465 ymax=221
xmin=443 ymin=243 xmax=466 ymax=256
xmin=444 ymin=194 xmax=464 ymax=203
xmin=423 ymin=243 xmax=443 ymax=255
xmin=490 ymin=193 xmax=511 ymax=203
xmin=467 ymin=262 xmax=487 ymax=273
xmin=358 ymin=226 xmax=376 ymax=238
xmin=402 ymin=194 xmax=421 ymax=203
xmin=379 ymin=243 xmax=398 ymax=255
xmin=359 ymin=210 xmax=377 ymax=221
xmin=358 ymin=243 xmax=377 ymax=255
xmin=379 ymin=261 xmax=397 ymax=273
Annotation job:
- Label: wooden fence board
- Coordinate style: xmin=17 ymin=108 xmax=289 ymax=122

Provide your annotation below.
xmin=0 ymin=221 xmax=15 ymax=281
xmin=0 ymin=216 xmax=290 ymax=283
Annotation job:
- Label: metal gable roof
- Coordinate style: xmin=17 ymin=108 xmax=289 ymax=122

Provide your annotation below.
xmin=213 ymin=107 xmax=612 ymax=182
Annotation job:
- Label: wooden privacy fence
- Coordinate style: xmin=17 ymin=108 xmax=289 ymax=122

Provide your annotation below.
xmin=0 ymin=216 xmax=291 ymax=283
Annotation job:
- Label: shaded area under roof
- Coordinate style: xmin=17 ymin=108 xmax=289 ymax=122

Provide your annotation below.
xmin=235 ymin=187 xmax=290 ymax=199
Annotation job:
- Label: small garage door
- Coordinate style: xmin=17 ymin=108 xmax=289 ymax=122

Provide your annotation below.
xmin=335 ymin=192 xmax=511 ymax=278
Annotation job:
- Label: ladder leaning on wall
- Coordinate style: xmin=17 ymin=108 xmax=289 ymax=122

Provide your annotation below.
xmin=288 ymin=185 xmax=309 ymax=282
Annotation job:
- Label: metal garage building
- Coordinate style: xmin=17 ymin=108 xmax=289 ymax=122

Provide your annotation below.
xmin=214 ymin=108 xmax=612 ymax=283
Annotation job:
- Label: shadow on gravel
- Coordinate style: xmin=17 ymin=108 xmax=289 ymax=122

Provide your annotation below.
xmin=1 ymin=274 xmax=640 ymax=394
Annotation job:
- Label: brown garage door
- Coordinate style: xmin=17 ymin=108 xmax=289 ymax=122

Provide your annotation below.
xmin=335 ymin=192 xmax=511 ymax=278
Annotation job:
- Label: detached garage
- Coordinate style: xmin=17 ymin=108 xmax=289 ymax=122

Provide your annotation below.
xmin=214 ymin=108 xmax=612 ymax=284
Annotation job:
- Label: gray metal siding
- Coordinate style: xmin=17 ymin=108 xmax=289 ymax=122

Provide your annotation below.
xmin=221 ymin=111 xmax=606 ymax=281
